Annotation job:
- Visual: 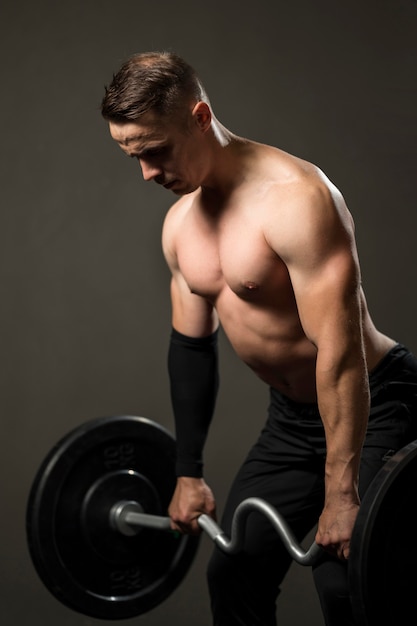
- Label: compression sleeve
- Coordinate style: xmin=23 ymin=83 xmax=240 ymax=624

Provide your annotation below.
xmin=168 ymin=327 xmax=219 ymax=477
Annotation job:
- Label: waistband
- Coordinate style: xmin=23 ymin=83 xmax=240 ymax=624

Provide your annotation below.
xmin=368 ymin=342 xmax=408 ymax=387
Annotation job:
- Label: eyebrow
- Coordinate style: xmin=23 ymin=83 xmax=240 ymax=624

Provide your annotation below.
xmin=126 ymin=143 xmax=168 ymax=160
xmin=117 ymin=134 xmax=145 ymax=146
xmin=116 ymin=134 xmax=166 ymax=152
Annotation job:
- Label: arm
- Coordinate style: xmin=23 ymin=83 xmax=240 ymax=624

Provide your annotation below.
xmin=269 ymin=175 xmax=369 ymax=560
xmin=169 ymin=327 xmax=219 ymax=478
xmin=162 ymin=205 xmax=219 ymax=533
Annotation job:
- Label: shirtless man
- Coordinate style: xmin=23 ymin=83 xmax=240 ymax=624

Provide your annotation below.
xmin=101 ymin=51 xmax=417 ymax=626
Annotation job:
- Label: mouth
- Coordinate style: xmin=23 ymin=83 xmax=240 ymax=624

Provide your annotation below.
xmin=162 ymin=180 xmax=176 ymax=190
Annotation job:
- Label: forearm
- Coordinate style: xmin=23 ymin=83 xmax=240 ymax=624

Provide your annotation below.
xmin=316 ymin=344 xmax=370 ymax=503
xmin=168 ymin=327 xmax=219 ymax=477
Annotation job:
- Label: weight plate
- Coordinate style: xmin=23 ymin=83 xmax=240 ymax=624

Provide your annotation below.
xmin=26 ymin=415 xmax=200 ymax=619
xmin=349 ymin=440 xmax=417 ymax=626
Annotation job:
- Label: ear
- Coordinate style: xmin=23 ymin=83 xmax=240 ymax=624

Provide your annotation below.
xmin=191 ymin=101 xmax=212 ymax=132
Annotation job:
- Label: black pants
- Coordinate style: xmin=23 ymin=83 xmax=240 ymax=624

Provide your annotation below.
xmin=207 ymin=344 xmax=417 ymax=626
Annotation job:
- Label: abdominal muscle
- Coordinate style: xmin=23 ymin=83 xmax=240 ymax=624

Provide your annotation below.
xmin=215 ymin=290 xmax=319 ymax=402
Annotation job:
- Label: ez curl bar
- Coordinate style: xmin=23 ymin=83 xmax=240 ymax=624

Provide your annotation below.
xmin=110 ymin=496 xmax=322 ymax=564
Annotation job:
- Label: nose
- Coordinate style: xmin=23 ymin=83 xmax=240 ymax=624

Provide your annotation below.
xmin=139 ymin=160 xmax=162 ymax=182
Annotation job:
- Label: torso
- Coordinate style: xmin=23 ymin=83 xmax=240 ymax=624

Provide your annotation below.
xmin=165 ymin=142 xmax=395 ymax=402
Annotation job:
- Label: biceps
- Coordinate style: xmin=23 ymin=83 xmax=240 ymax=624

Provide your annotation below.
xmin=170 ymin=275 xmax=218 ymax=337
xmin=292 ymin=252 xmax=362 ymax=347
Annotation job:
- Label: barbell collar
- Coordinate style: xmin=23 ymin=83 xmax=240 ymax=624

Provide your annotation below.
xmin=111 ymin=500 xmax=173 ymax=534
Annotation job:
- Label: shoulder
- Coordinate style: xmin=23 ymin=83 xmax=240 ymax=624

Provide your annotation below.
xmin=260 ymin=155 xmax=356 ymax=265
xmin=250 ymin=144 xmax=350 ymax=224
xmin=280 ymin=164 xmax=352 ymax=233
xmin=162 ymin=191 xmax=198 ymax=268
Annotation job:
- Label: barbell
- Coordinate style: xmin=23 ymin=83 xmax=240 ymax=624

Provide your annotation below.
xmin=26 ymin=414 xmax=417 ymax=624
xmin=110 ymin=497 xmax=321 ymax=564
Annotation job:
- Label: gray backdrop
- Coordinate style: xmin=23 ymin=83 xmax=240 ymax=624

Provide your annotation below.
xmin=1 ymin=1 xmax=416 ymax=624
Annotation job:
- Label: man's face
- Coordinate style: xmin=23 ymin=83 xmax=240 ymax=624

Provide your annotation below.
xmin=109 ymin=109 xmax=206 ymax=196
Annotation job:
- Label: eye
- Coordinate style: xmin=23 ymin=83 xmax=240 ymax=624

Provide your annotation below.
xmin=145 ymin=148 xmax=164 ymax=158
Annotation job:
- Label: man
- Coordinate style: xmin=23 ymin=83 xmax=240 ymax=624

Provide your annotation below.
xmin=101 ymin=51 xmax=417 ymax=625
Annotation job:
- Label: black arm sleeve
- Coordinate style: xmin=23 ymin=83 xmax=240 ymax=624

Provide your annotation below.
xmin=168 ymin=327 xmax=219 ymax=477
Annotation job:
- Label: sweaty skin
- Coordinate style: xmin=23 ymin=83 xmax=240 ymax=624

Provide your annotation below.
xmin=109 ymin=103 xmax=395 ymax=561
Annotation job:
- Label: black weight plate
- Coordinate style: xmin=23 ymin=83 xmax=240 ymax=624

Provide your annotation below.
xmin=26 ymin=415 xmax=200 ymax=619
xmin=349 ymin=440 xmax=417 ymax=626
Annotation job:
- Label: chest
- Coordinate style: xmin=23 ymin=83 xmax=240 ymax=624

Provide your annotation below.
xmin=175 ymin=210 xmax=293 ymax=303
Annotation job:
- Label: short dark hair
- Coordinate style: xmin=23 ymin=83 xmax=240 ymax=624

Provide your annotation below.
xmin=101 ymin=51 xmax=205 ymax=122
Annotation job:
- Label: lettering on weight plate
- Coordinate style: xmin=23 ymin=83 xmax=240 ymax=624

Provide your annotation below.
xmin=109 ymin=567 xmax=144 ymax=592
xmin=103 ymin=442 xmax=136 ymax=469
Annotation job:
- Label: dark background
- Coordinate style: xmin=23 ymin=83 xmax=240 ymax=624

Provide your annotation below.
xmin=1 ymin=1 xmax=416 ymax=624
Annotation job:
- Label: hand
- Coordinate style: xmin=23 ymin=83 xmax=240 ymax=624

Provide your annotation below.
xmin=168 ymin=476 xmax=217 ymax=535
xmin=315 ymin=500 xmax=360 ymax=561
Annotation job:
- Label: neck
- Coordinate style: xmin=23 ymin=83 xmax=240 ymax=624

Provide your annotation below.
xmin=200 ymin=133 xmax=251 ymax=206
xmin=211 ymin=117 xmax=234 ymax=147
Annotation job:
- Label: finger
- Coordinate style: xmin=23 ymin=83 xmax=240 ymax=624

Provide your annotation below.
xmin=341 ymin=546 xmax=350 ymax=561
xmin=170 ymin=518 xmax=201 ymax=535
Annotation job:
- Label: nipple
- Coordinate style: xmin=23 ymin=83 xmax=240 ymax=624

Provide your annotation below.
xmin=243 ymin=281 xmax=259 ymax=291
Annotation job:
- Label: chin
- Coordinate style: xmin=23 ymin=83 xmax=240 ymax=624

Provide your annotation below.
xmin=172 ymin=183 xmax=198 ymax=196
